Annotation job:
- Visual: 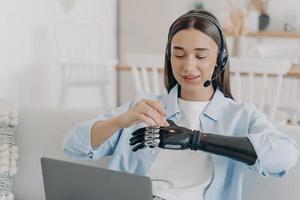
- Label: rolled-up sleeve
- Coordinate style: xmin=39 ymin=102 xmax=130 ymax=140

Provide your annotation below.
xmin=63 ymin=100 xmax=134 ymax=160
xmin=246 ymin=105 xmax=299 ymax=177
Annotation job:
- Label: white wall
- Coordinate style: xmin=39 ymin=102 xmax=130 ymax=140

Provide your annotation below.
xmin=119 ymin=0 xmax=177 ymax=62
xmin=0 ymin=0 xmax=117 ymax=110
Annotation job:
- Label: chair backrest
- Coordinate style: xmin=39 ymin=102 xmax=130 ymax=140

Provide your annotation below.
xmin=54 ymin=20 xmax=103 ymax=63
xmin=257 ymin=44 xmax=300 ymax=123
xmin=54 ymin=20 xmax=118 ymax=85
xmin=257 ymin=44 xmax=300 ymax=64
xmin=61 ymin=59 xmax=118 ymax=85
xmin=230 ymin=57 xmax=292 ymax=122
xmin=125 ymin=53 xmax=165 ymax=95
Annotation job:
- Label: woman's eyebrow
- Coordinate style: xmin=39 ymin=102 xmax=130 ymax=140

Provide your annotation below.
xmin=194 ymin=48 xmax=210 ymax=52
xmin=173 ymin=46 xmax=184 ymax=50
xmin=173 ymin=46 xmax=209 ymax=52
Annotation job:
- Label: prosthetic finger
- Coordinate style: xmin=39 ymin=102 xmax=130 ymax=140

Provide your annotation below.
xmin=132 ymin=143 xmax=146 ymax=152
xmin=142 ymin=127 xmax=160 ymax=148
xmin=130 ymin=126 xmax=161 ymax=151
xmin=131 ymin=127 xmax=147 ymax=136
xmin=166 ymin=119 xmax=176 ymax=126
xmin=129 ymin=135 xmax=144 ymax=146
xmin=144 ymin=138 xmax=160 ymax=148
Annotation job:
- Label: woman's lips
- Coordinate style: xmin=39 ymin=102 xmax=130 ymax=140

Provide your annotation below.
xmin=182 ymin=75 xmax=200 ymax=80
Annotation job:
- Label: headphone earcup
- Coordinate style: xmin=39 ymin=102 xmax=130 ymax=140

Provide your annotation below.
xmin=217 ymin=49 xmax=228 ymax=69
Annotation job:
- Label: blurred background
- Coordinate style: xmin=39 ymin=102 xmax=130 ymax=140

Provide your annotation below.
xmin=0 ymin=0 xmax=299 ymax=119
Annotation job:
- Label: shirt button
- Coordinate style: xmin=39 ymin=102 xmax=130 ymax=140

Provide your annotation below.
xmin=151 ymin=150 xmax=156 ymax=154
xmin=88 ymin=151 xmax=94 ymax=159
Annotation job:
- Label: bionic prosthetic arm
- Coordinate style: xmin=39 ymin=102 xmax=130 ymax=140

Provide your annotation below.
xmin=129 ymin=120 xmax=257 ymax=165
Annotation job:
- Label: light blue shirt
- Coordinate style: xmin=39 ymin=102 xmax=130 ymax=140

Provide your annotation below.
xmin=63 ymin=84 xmax=299 ymax=200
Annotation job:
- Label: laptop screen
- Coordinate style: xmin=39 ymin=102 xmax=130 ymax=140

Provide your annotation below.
xmin=41 ymin=157 xmax=153 ymax=200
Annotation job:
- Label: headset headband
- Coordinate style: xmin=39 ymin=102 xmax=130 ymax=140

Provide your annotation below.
xmin=167 ymin=12 xmax=228 ymax=68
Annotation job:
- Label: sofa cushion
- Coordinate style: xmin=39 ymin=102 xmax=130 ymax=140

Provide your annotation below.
xmin=242 ymin=125 xmax=300 ymax=200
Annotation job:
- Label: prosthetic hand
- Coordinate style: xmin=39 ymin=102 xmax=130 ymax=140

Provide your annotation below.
xmin=130 ymin=120 xmax=192 ymax=150
xmin=130 ymin=120 xmax=257 ymax=165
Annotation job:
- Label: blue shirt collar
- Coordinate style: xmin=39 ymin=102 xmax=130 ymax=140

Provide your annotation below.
xmin=166 ymin=84 xmax=226 ymax=121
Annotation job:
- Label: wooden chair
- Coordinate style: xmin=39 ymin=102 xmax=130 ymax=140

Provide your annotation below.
xmin=125 ymin=54 xmax=294 ymax=124
xmin=54 ymin=20 xmax=117 ymax=110
xmin=125 ymin=53 xmax=165 ymax=95
xmin=257 ymin=44 xmax=300 ymax=125
xmin=257 ymin=44 xmax=300 ymax=63
xmin=230 ymin=57 xmax=292 ymax=123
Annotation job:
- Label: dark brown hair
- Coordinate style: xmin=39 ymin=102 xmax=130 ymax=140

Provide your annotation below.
xmin=164 ymin=10 xmax=234 ymax=100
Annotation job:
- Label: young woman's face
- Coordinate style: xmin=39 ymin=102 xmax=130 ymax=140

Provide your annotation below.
xmin=170 ymin=28 xmax=219 ymax=92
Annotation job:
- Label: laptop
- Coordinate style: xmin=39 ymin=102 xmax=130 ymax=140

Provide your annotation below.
xmin=41 ymin=157 xmax=153 ymax=200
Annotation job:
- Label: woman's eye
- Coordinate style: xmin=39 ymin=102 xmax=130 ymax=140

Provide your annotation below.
xmin=173 ymin=54 xmax=206 ymax=59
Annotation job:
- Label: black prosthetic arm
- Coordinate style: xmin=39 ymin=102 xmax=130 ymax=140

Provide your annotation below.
xmin=190 ymin=131 xmax=257 ymax=165
xmin=130 ymin=120 xmax=257 ymax=165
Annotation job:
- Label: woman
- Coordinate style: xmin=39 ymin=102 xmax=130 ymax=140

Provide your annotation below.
xmin=63 ymin=10 xmax=299 ymax=200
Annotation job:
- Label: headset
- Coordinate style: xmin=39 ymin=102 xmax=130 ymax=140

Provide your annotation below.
xmin=165 ymin=12 xmax=229 ymax=73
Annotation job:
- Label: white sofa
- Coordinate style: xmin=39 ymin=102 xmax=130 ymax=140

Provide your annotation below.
xmin=242 ymin=125 xmax=300 ymax=200
xmin=13 ymin=106 xmax=109 ymax=200
xmin=12 ymin=105 xmax=300 ymax=200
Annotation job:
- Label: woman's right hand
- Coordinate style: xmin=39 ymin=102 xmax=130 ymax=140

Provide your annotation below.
xmin=116 ymin=99 xmax=169 ymax=128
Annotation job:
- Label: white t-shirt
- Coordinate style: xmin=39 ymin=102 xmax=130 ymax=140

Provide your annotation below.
xmin=147 ymin=98 xmax=214 ymax=200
